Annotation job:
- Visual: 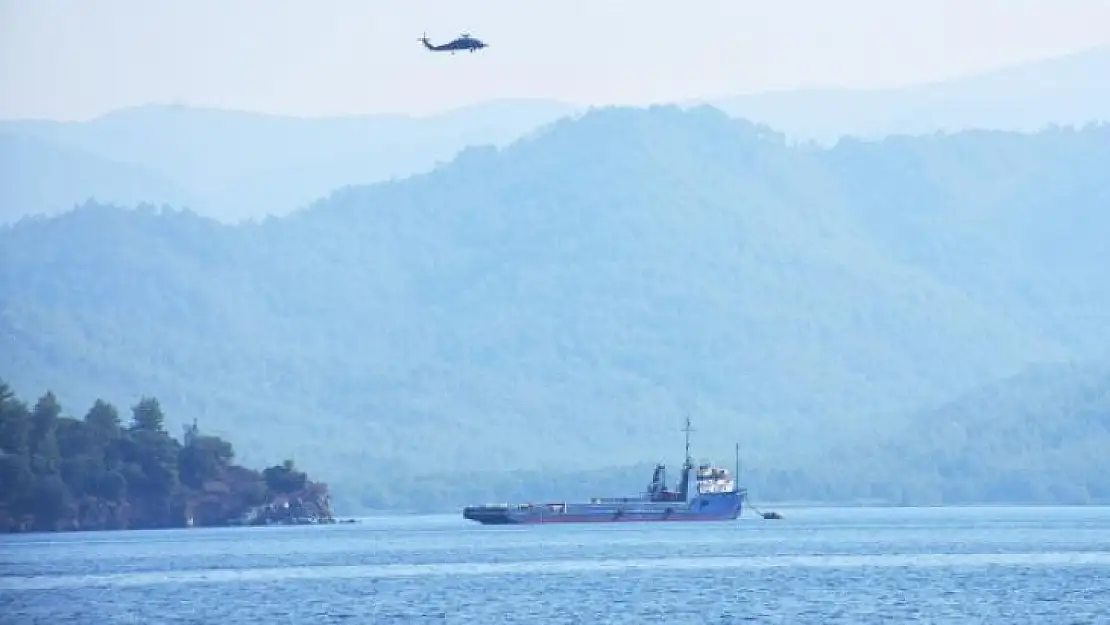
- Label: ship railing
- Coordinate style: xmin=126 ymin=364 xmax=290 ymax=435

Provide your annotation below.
xmin=468 ymin=502 xmax=569 ymax=511
xmin=590 ymin=496 xmax=649 ymax=504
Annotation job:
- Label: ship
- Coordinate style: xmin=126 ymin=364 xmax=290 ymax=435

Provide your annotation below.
xmin=462 ymin=417 xmax=746 ymax=525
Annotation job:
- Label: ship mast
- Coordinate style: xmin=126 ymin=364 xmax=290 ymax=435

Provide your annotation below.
xmin=683 ymin=415 xmax=693 ymax=466
xmin=735 ymin=441 xmax=741 ymax=494
xmin=678 ymin=415 xmax=695 ymax=500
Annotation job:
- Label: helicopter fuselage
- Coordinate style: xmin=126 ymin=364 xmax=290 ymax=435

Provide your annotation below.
xmin=420 ymin=35 xmax=487 ymax=54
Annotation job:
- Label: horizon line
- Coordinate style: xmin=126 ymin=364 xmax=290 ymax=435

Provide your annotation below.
xmin=3 ymin=43 xmax=1106 ymax=125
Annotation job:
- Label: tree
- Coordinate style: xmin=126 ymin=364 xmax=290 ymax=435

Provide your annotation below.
xmin=60 ymin=454 xmax=104 ymax=498
xmin=98 ymin=470 xmax=127 ymax=502
xmin=130 ymin=397 xmax=165 ymax=433
xmin=29 ymin=391 xmax=62 ymax=473
xmin=179 ymin=430 xmax=236 ymax=488
xmin=0 ymin=386 xmax=30 ymax=457
xmin=32 ymin=474 xmax=70 ymax=530
xmin=56 ymin=418 xmax=96 ymax=460
xmin=264 ymin=459 xmax=307 ymax=494
xmin=0 ymin=454 xmax=34 ymax=507
xmin=0 ymin=380 xmax=329 ymax=532
xmin=85 ymin=399 xmax=122 ymax=443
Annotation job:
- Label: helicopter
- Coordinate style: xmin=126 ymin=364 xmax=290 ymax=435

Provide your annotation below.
xmin=418 ymin=32 xmax=488 ymax=54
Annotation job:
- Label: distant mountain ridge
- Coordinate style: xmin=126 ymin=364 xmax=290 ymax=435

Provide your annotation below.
xmin=0 ymin=132 xmax=195 ymax=223
xmin=2 ymin=47 xmax=1108 ymax=225
xmin=0 ymin=98 xmax=580 ymax=223
xmin=2 ymin=105 xmax=1107 ymax=512
xmin=705 ymin=45 xmax=1110 ymax=142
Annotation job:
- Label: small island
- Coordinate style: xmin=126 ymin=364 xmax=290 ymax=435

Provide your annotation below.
xmin=0 ymin=379 xmax=335 ymax=533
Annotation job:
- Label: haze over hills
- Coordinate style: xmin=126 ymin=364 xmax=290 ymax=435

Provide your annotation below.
xmin=0 ymin=98 xmax=579 ymax=224
xmin=1 ymin=47 xmax=1108 ymax=226
xmin=875 ymin=361 xmax=1110 ymax=505
xmin=706 ymin=45 xmax=1110 ymax=143
xmin=437 ymin=360 xmax=1110 ymax=511
xmin=2 ymin=105 xmax=1108 ymax=512
xmin=0 ymin=133 xmax=195 ymax=224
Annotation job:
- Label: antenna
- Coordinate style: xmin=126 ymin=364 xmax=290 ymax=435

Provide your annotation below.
xmin=735 ymin=441 xmax=741 ymax=482
xmin=682 ymin=415 xmax=694 ymax=465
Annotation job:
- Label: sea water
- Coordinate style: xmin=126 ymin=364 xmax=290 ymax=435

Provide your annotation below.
xmin=2 ymin=506 xmax=1109 ymax=623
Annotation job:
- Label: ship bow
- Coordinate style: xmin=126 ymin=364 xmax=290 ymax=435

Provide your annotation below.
xmin=462 ymin=505 xmax=518 ymax=525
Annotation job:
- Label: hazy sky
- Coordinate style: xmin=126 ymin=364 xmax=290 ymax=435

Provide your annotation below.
xmin=2 ymin=0 xmax=1109 ymax=121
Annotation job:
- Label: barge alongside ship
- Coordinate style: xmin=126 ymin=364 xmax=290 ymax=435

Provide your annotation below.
xmin=462 ymin=418 xmax=745 ymax=525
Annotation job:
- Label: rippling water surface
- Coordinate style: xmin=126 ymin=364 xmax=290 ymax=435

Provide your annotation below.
xmin=3 ymin=506 xmax=1109 ymax=623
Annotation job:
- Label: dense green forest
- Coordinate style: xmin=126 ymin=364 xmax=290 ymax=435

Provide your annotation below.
xmin=867 ymin=361 xmax=1110 ymax=505
xmin=0 ymin=378 xmax=333 ymax=532
xmin=2 ymin=106 xmax=1108 ymax=513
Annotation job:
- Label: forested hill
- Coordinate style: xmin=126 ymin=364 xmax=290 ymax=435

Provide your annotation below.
xmin=0 ymin=379 xmax=334 ymax=532
xmin=2 ymin=105 xmax=1108 ymax=512
xmin=870 ymin=361 xmax=1110 ymax=505
xmin=423 ymin=361 xmax=1110 ymax=511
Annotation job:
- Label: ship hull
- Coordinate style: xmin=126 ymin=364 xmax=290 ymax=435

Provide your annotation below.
xmin=463 ymin=493 xmax=742 ymax=525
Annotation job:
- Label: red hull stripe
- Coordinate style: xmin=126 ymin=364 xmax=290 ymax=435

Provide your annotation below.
xmin=505 ymin=514 xmax=738 ymax=524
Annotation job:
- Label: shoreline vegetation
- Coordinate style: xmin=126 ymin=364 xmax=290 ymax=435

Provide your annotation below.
xmin=0 ymin=379 xmax=338 ymax=533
